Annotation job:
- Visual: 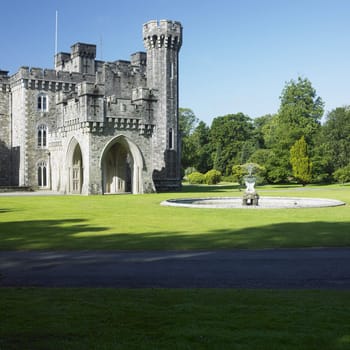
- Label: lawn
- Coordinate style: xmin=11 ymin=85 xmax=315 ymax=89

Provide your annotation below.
xmin=1 ymin=184 xmax=350 ymax=350
xmin=0 ymin=184 xmax=349 ymax=250
xmin=1 ymin=288 xmax=350 ymax=350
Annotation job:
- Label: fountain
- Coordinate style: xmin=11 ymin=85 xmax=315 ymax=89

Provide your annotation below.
xmin=242 ymin=163 xmax=259 ymax=206
xmin=161 ymin=164 xmax=345 ymax=209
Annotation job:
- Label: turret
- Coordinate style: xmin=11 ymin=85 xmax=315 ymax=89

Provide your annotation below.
xmin=55 ymin=43 xmax=96 ymax=74
xmin=143 ymin=20 xmax=183 ymax=191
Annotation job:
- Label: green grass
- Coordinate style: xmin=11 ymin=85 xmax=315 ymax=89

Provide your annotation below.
xmin=0 ymin=184 xmax=350 ymax=250
xmin=1 ymin=185 xmax=350 ymax=349
xmin=1 ymin=288 xmax=350 ymax=350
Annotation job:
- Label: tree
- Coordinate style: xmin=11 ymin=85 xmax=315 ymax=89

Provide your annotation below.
xmin=290 ymin=136 xmax=312 ymax=186
xmin=179 ymin=108 xmax=199 ymax=171
xmin=260 ymin=77 xmax=324 ymax=182
xmin=191 ymin=121 xmax=213 ymax=173
xmin=333 ymin=165 xmax=350 ymax=184
xmin=321 ymin=106 xmax=350 ymax=170
xmin=179 ymin=108 xmax=198 ymax=136
xmin=209 ymin=113 xmax=254 ymax=175
xmin=253 ymin=114 xmax=276 ymax=149
xmin=277 ymin=76 xmax=324 ymax=147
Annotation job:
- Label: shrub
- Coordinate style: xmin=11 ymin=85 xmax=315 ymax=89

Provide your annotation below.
xmin=188 ymin=172 xmax=205 ymax=184
xmin=221 ymin=175 xmax=236 ymax=183
xmin=204 ymin=169 xmax=222 ymax=185
xmin=183 ymin=167 xmax=197 ymax=182
xmin=184 ymin=167 xmax=197 ymax=176
xmin=333 ymin=165 xmax=350 ymax=184
xmin=231 ymin=165 xmax=246 ymax=185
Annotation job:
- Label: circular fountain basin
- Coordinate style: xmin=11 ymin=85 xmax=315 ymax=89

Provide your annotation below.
xmin=161 ymin=196 xmax=346 ymax=209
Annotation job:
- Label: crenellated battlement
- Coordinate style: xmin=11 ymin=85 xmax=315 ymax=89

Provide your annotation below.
xmin=143 ymin=20 xmax=182 ymax=33
xmin=10 ymin=66 xmax=96 ymax=86
xmin=0 ymin=70 xmax=9 ymax=91
xmin=71 ymin=43 xmax=96 ymax=59
xmin=143 ymin=20 xmax=182 ymax=50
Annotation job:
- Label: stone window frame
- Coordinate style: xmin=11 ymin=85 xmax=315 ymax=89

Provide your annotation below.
xmin=37 ymin=93 xmax=48 ymax=112
xmin=37 ymin=124 xmax=48 ymax=148
xmin=37 ymin=160 xmax=47 ymax=187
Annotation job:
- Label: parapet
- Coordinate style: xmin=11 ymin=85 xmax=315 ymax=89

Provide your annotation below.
xmin=131 ymin=52 xmax=147 ymax=66
xmin=55 ymin=52 xmax=71 ymax=66
xmin=132 ymin=87 xmax=157 ymax=101
xmin=0 ymin=70 xmax=9 ymax=90
xmin=10 ymin=66 xmax=94 ymax=84
xmin=143 ymin=19 xmax=182 ymax=50
xmin=71 ymin=42 xmax=96 ymax=59
xmin=143 ymin=20 xmax=182 ymax=34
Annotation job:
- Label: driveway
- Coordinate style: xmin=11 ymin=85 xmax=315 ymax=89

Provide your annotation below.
xmin=1 ymin=248 xmax=350 ymax=289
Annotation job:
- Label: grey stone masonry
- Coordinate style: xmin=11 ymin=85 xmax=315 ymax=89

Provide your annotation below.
xmin=0 ymin=20 xmax=182 ymax=194
xmin=0 ymin=71 xmax=11 ymax=185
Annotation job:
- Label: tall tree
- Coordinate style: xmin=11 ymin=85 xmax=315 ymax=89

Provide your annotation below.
xmin=179 ymin=108 xmax=199 ymax=171
xmin=290 ymin=136 xmax=312 ymax=186
xmin=253 ymin=114 xmax=276 ymax=149
xmin=277 ymin=76 xmax=324 ymax=147
xmin=321 ymin=106 xmax=350 ymax=170
xmin=262 ymin=77 xmax=324 ymax=182
xmin=179 ymin=108 xmax=198 ymax=137
xmin=191 ymin=121 xmax=213 ymax=173
xmin=210 ymin=113 xmax=254 ymax=174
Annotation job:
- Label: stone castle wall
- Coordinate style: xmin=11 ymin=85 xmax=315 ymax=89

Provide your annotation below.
xmin=0 ymin=71 xmax=11 ymax=185
xmin=0 ymin=20 xmax=182 ymax=193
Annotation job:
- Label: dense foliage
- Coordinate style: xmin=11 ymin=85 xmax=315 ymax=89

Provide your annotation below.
xmin=180 ymin=76 xmax=350 ymax=184
xmin=204 ymin=169 xmax=221 ymax=185
xmin=290 ymin=136 xmax=312 ymax=186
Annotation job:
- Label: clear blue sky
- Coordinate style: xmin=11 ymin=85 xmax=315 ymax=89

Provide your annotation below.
xmin=1 ymin=0 xmax=350 ymax=125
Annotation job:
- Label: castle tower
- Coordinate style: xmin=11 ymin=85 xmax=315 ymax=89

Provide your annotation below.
xmin=0 ymin=70 xmax=12 ymax=185
xmin=143 ymin=20 xmax=183 ymax=191
xmin=55 ymin=43 xmax=96 ymax=74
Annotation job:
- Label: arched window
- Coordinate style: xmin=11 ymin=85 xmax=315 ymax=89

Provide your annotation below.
xmin=37 ymin=124 xmax=47 ymax=148
xmin=37 ymin=93 xmax=48 ymax=112
xmin=37 ymin=161 xmax=47 ymax=187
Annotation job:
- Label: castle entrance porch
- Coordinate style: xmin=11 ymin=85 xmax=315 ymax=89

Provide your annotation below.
xmin=101 ymin=136 xmax=143 ymax=194
xmin=103 ymin=143 xmax=132 ymax=194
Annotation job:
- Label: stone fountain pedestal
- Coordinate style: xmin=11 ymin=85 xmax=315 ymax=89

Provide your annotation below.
xmin=242 ymin=175 xmax=259 ymax=206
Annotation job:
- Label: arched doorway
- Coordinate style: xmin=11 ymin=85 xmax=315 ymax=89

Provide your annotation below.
xmin=101 ymin=136 xmax=143 ymax=194
xmin=72 ymin=144 xmax=83 ymax=193
xmin=66 ymin=138 xmax=84 ymax=194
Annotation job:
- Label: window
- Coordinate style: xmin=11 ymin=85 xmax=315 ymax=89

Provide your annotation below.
xmin=120 ymin=103 xmax=127 ymax=112
xmin=37 ymin=161 xmax=47 ymax=187
xmin=168 ymin=128 xmax=173 ymax=149
xmin=37 ymin=124 xmax=47 ymax=148
xmin=37 ymin=94 xmax=48 ymax=112
xmin=170 ymin=62 xmax=174 ymax=80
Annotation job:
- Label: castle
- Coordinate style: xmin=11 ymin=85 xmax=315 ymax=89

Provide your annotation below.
xmin=0 ymin=20 xmax=182 ymax=194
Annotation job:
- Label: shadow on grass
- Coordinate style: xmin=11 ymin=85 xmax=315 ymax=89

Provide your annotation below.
xmin=0 ymin=218 xmax=350 ymax=250
xmin=0 ymin=209 xmax=11 ymax=214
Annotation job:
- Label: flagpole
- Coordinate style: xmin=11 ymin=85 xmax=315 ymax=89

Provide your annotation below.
xmin=55 ymin=10 xmax=58 ymax=67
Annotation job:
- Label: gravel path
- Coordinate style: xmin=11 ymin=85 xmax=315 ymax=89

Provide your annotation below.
xmin=1 ymin=248 xmax=350 ymax=289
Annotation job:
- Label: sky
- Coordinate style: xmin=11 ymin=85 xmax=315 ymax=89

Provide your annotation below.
xmin=1 ymin=0 xmax=350 ymax=125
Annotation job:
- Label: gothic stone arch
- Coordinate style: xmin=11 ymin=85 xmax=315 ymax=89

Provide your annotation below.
xmin=100 ymin=136 xmax=143 ymax=194
xmin=66 ymin=138 xmax=84 ymax=194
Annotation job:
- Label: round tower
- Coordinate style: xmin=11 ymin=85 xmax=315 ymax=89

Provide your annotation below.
xmin=143 ymin=20 xmax=183 ymax=191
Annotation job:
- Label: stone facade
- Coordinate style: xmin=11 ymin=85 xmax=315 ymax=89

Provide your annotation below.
xmin=0 ymin=20 xmax=182 ymax=194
